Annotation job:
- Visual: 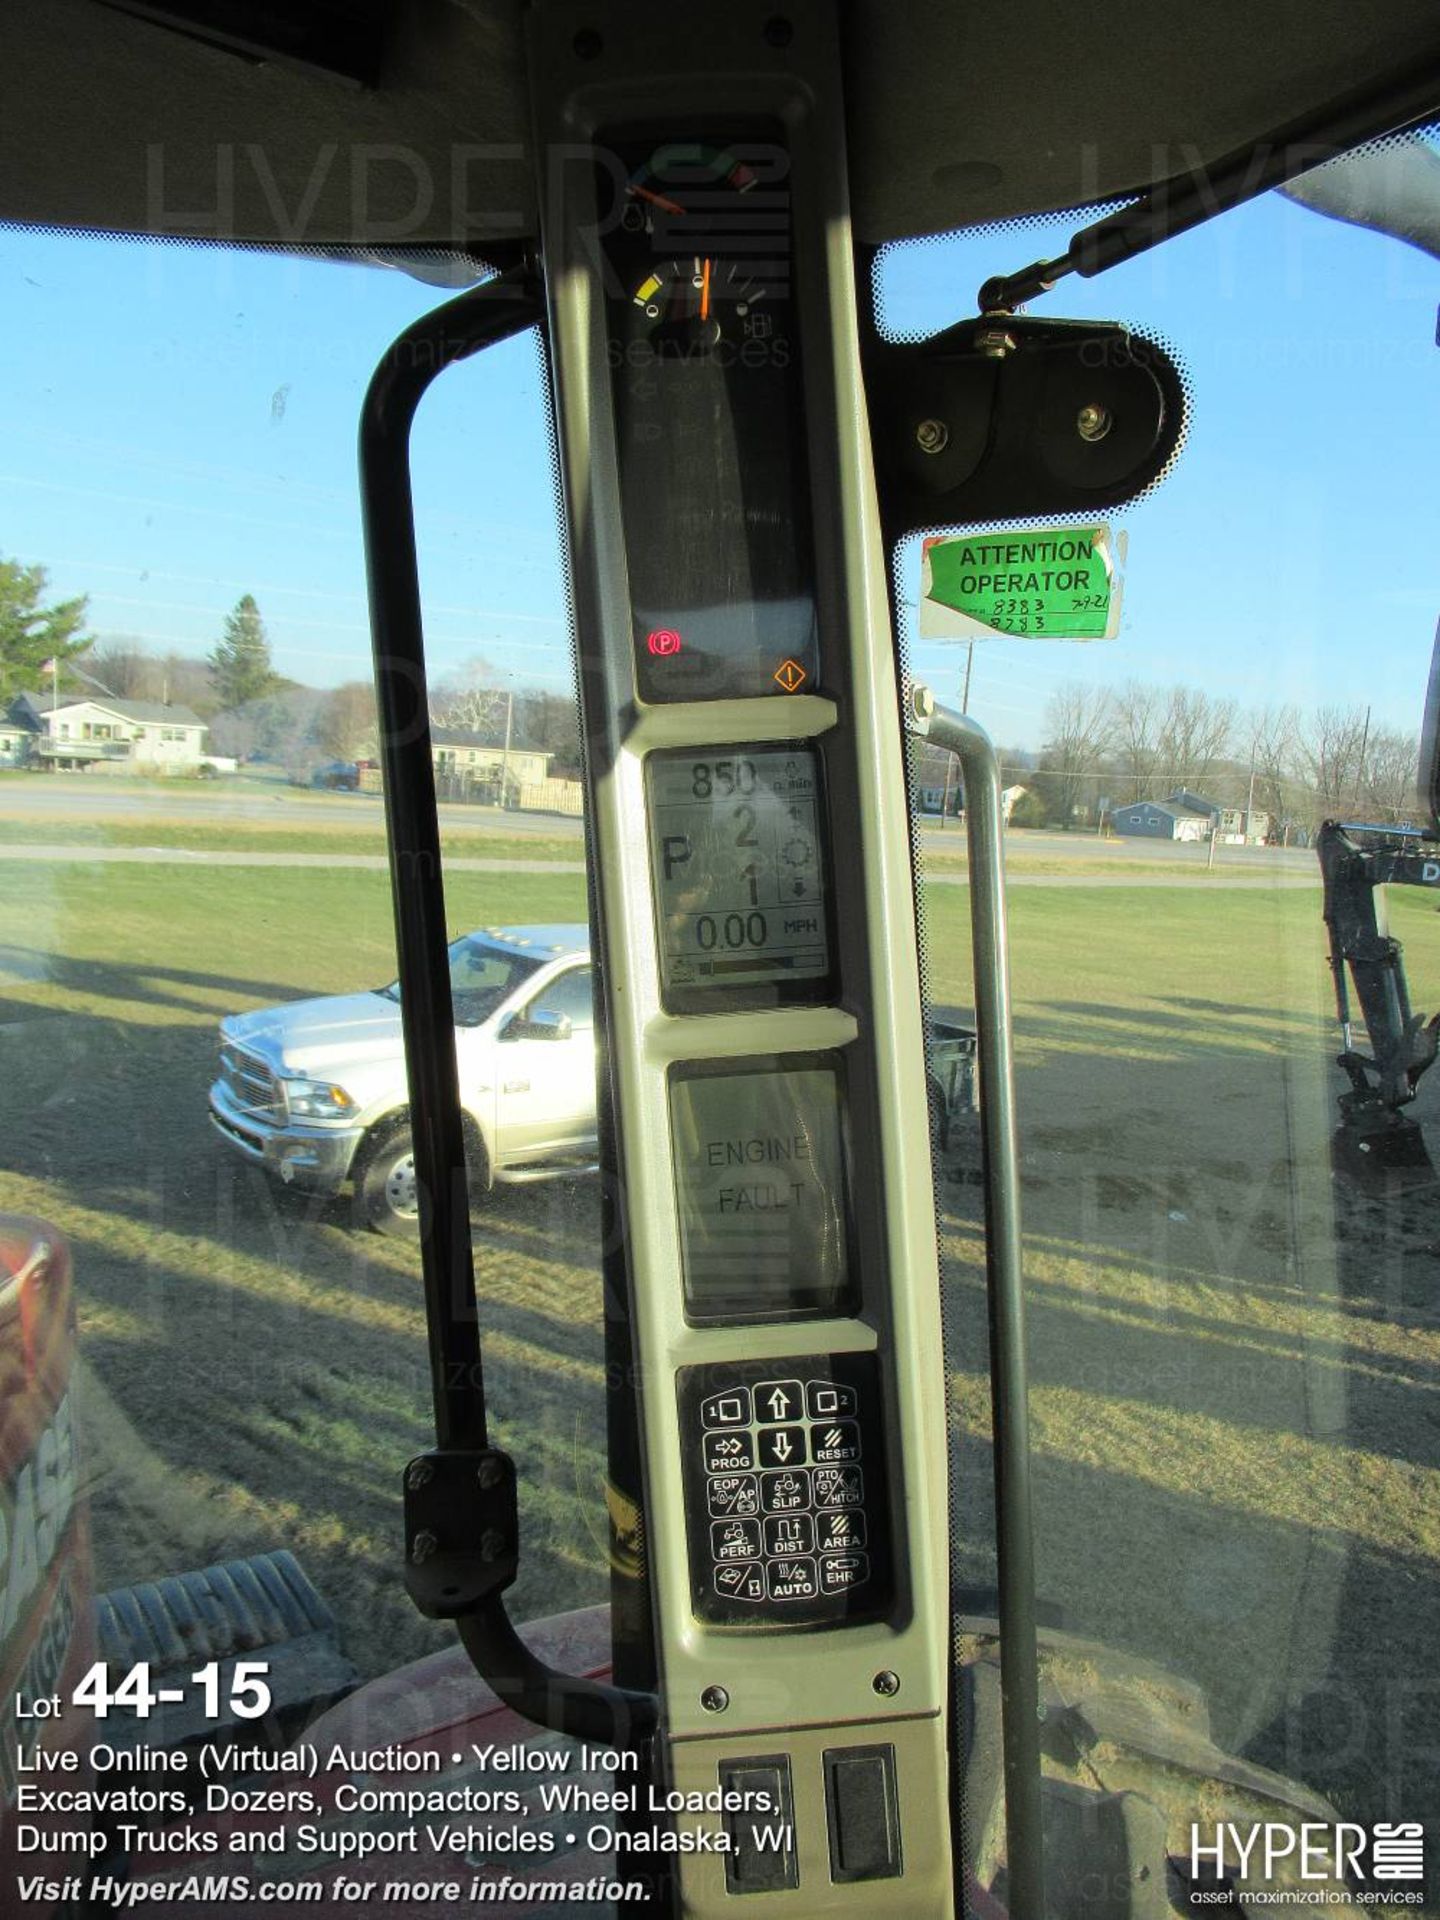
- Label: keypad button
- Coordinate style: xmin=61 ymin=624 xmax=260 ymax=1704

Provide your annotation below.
xmin=711 ymin=1517 xmax=763 ymax=1562
xmin=754 ymin=1380 xmax=805 ymax=1424
xmin=816 ymin=1509 xmax=866 ymax=1551
xmin=819 ymin=1551 xmax=870 ymax=1594
xmin=701 ymin=1389 xmax=752 ymax=1429
xmin=706 ymin=1474 xmax=759 ymax=1518
xmin=813 ymin=1466 xmax=864 ymax=1508
xmin=763 ymin=1512 xmax=816 ymax=1557
xmin=766 ymin=1557 xmax=819 ymax=1601
xmin=809 ymin=1420 xmax=861 ymax=1465
xmin=704 ymin=1430 xmax=755 ymax=1473
xmin=757 ymin=1425 xmax=807 ymax=1469
xmin=713 ymin=1563 xmax=767 ymax=1604
xmin=759 ymin=1469 xmax=811 ymax=1513
xmin=805 ymin=1380 xmax=858 ymax=1419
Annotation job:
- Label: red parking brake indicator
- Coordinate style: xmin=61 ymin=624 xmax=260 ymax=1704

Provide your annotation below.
xmin=774 ymin=658 xmax=807 ymax=693
xmin=647 ymin=629 xmax=683 ymax=657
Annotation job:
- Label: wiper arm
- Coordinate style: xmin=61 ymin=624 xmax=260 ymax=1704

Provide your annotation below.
xmin=978 ymin=52 xmax=1440 ymax=312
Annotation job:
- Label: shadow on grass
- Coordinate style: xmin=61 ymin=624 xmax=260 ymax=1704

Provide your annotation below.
xmin=0 ymin=944 xmax=331 ymax=1019
xmin=2 ymin=958 xmax=1437 ymax=1873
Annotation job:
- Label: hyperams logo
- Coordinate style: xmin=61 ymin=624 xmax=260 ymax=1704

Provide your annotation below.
xmin=1189 ymin=1822 xmax=1426 ymax=1903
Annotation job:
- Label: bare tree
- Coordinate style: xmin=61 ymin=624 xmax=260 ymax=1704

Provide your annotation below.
xmin=1111 ymin=680 xmax=1164 ymax=802
xmin=82 ymin=638 xmax=155 ymax=698
xmin=1361 ymin=726 xmax=1421 ymax=824
xmin=1038 ymin=683 xmax=1114 ymax=826
xmin=430 ymin=655 xmax=508 ymax=736
xmin=1296 ymin=704 xmax=1372 ymax=818
xmin=1157 ymin=685 xmax=1235 ymax=793
xmin=315 ymin=681 xmax=378 ymax=760
xmin=1241 ymin=704 xmax=1300 ymax=840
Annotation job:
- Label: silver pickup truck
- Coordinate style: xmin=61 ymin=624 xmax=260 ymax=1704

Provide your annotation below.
xmin=208 ymin=924 xmax=597 ymax=1234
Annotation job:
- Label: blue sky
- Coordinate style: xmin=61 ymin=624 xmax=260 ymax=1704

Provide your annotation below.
xmin=0 ymin=170 xmax=1436 ymax=749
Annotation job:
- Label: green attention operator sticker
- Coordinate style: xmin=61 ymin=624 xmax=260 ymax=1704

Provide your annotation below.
xmin=919 ymin=524 xmax=1123 ymax=640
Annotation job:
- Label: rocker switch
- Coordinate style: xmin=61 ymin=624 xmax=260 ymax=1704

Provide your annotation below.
xmin=719 ymin=1756 xmax=798 ymax=1894
xmin=824 ymin=1744 xmax=902 ymax=1882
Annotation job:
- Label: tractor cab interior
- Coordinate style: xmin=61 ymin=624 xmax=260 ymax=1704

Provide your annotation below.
xmin=1 ymin=4 xmax=1440 ymax=1918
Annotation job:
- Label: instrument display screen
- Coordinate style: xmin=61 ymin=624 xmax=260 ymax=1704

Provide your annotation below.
xmin=648 ymin=744 xmax=833 ymax=1010
xmin=602 ymin=135 xmax=820 ymax=703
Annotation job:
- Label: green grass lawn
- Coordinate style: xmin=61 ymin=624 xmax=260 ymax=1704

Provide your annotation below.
xmin=2 ymin=853 xmax=1437 ymax=1838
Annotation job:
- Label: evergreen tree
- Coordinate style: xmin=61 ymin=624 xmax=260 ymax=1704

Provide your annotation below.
xmin=208 ymin=594 xmax=278 ymax=710
xmin=0 ymin=556 xmax=91 ymax=701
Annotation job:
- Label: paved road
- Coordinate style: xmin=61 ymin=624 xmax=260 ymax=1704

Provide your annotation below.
xmin=0 ymin=842 xmax=1321 ymax=884
xmin=0 ymin=777 xmax=1318 ymax=870
xmin=0 ymin=778 xmax=586 ymax=838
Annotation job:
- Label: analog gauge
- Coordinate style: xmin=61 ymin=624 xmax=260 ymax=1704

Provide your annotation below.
xmin=601 ymin=134 xmax=819 ymax=703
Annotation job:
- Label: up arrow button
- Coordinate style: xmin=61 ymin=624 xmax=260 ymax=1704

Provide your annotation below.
xmin=755 ymin=1380 xmax=804 ymax=1424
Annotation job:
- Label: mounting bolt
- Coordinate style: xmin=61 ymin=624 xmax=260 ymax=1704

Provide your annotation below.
xmin=915 ymin=417 xmax=949 ymax=455
xmin=477 ymin=1458 xmax=503 ymax=1489
xmin=1076 ymin=402 xmax=1113 ymax=443
xmin=480 ymin=1529 xmax=507 ymax=1562
xmin=975 ymin=328 xmax=1017 ymax=359
xmin=909 ymin=683 xmax=936 ymax=723
xmin=410 ymin=1529 xmax=438 ymax=1564
xmin=872 ymin=1670 xmax=901 ymax=1698
xmin=406 ymin=1461 xmax=434 ymax=1491
xmin=700 ymin=1686 xmax=730 ymax=1714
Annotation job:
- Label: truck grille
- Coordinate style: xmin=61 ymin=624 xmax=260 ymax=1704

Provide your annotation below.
xmin=219 ymin=1041 xmax=282 ymax=1119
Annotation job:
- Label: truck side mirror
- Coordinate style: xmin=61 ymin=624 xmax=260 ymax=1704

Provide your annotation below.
xmin=502 ymin=1008 xmax=573 ymax=1042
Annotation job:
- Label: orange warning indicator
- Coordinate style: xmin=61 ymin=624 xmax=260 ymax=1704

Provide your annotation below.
xmin=773 ymin=659 xmax=808 ymax=694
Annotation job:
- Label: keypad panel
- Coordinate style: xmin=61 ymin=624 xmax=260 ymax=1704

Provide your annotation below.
xmin=677 ymin=1352 xmax=891 ymax=1626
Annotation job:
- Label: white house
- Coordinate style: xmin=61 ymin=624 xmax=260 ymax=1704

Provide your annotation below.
xmin=8 ymin=694 xmax=211 ymax=771
xmin=430 ymin=727 xmax=552 ymax=802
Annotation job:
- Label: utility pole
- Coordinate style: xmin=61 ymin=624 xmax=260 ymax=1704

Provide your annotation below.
xmin=499 ymin=687 xmax=514 ymax=810
xmin=1356 ymin=703 xmax=1372 ymax=817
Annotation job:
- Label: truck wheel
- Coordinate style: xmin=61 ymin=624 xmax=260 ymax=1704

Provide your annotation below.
xmin=352 ymin=1124 xmax=488 ymax=1237
xmin=353 ymin=1125 xmax=422 ymax=1237
xmin=927 ymin=1073 xmax=950 ymax=1155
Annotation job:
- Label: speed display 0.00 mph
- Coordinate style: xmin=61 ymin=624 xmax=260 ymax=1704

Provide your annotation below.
xmin=647 ymin=745 xmax=832 ymax=1008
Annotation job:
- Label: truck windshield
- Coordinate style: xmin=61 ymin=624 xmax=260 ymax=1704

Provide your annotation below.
xmin=378 ymin=938 xmax=543 ymax=1026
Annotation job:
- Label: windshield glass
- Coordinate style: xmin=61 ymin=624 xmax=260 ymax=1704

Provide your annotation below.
xmin=882 ymin=126 xmax=1440 ymax=1886
xmin=2 ymin=115 xmax=1438 ymax=1914
xmin=379 ymin=936 xmax=543 ymax=1026
xmin=0 ymin=234 xmax=606 ymax=1725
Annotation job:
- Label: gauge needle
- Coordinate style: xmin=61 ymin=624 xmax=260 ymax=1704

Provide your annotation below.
xmin=700 ymin=257 xmax=712 ymax=321
xmin=629 ymin=183 xmax=685 ymax=215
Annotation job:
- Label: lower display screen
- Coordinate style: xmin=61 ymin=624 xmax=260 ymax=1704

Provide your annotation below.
xmin=670 ymin=1055 xmax=855 ymax=1323
xmin=648 ymin=744 xmax=832 ymax=1011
